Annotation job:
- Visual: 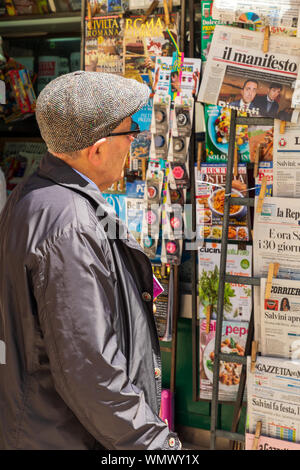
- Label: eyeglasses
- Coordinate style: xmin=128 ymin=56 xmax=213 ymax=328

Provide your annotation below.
xmin=107 ymin=120 xmax=141 ymax=138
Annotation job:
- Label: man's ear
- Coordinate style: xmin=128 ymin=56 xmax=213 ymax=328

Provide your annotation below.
xmin=87 ymin=138 xmax=107 ymax=166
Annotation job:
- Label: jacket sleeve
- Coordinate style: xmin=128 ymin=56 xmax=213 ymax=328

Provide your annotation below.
xmin=32 ymin=226 xmax=180 ymax=450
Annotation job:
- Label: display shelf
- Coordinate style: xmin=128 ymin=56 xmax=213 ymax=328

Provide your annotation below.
xmin=0 ymin=12 xmax=81 ymax=35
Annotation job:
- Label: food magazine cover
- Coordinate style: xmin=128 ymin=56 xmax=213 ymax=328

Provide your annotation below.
xmin=195 ymin=163 xmax=250 ymax=241
xmin=198 ymin=242 xmax=252 ymax=322
xmin=199 ymin=319 xmax=248 ymax=401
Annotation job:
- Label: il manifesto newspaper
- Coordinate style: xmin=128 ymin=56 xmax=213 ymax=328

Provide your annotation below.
xmin=197 ymin=25 xmax=300 ymax=121
xmin=247 ymin=355 xmax=300 ymax=443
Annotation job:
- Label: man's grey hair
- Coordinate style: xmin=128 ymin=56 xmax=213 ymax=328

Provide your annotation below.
xmin=48 ymin=148 xmax=82 ymax=160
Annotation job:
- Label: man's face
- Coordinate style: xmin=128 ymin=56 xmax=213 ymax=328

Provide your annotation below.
xmin=99 ymin=117 xmax=136 ymax=188
xmin=268 ymin=87 xmax=281 ymax=101
xmin=241 ymin=81 xmax=258 ymax=104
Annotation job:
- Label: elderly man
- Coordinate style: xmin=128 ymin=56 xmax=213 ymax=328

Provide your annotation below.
xmin=0 ymin=72 xmax=181 ymax=450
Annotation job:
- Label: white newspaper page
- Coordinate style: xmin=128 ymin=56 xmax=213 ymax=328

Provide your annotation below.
xmin=260 ymin=278 xmax=300 ymax=358
xmin=211 ymin=0 xmax=300 ymax=29
xmin=247 ymin=356 xmax=300 ymax=442
xmin=253 ymin=196 xmax=300 ymax=279
xmin=273 ymin=119 xmax=300 ymax=197
xmin=197 ymin=25 xmax=300 ymax=122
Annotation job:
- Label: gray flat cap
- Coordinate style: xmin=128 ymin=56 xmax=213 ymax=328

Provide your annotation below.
xmin=35 ymin=71 xmax=150 ymax=153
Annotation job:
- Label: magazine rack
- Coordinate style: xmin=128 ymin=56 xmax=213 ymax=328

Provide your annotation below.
xmin=207 ymin=110 xmax=274 ymax=450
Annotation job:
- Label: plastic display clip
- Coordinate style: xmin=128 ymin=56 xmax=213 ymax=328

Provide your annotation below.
xmin=87 ymin=1 xmax=92 ymax=20
xmin=205 ymin=305 xmax=212 ymax=334
xmin=233 ymin=146 xmax=238 ymax=178
xmin=253 ymin=144 xmax=261 ymax=179
xmin=280 ymin=120 xmax=286 ymax=134
xmin=163 ymin=0 xmax=170 ymax=26
xmin=252 ymin=421 xmax=262 ymax=450
xmin=265 ymin=262 xmax=280 ymax=300
xmin=250 ymin=340 xmax=258 ymax=373
xmin=263 ymin=26 xmax=270 ymax=53
xmin=256 ymin=175 xmax=267 ymax=214
xmin=197 ymin=141 xmax=203 ymax=170
xmin=142 ymin=0 xmax=159 ymax=23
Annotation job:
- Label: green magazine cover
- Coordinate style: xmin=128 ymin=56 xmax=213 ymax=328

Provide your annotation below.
xmin=204 ymin=105 xmax=250 ymax=163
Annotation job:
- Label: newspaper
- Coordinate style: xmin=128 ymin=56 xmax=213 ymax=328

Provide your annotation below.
xmin=253 ymin=196 xmax=300 ymax=280
xmin=260 ymin=278 xmax=300 ymax=358
xmin=198 ymin=242 xmax=252 ymax=322
xmin=197 ymin=25 xmax=300 ymax=122
xmin=200 ymin=319 xmax=248 ymax=401
xmin=247 ymin=355 xmax=300 ymax=442
xmin=211 ymin=0 xmax=300 ymax=30
xmin=273 ymin=119 xmax=300 ymax=197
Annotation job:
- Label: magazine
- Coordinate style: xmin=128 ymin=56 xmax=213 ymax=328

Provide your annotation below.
xmin=259 ymin=278 xmax=300 ymax=359
xmin=201 ymin=0 xmax=223 ymax=62
xmin=245 ymin=433 xmax=300 ymax=450
xmin=254 ymin=162 xmax=273 ymax=196
xmin=197 ymin=25 xmax=300 ymax=122
xmin=253 ymin=196 xmax=300 ymax=279
xmin=273 ymin=119 xmax=300 ymax=197
xmin=152 ymin=264 xmax=173 ymax=342
xmin=84 ymin=15 xmax=124 ymax=74
xmin=154 ymin=56 xmax=201 ymax=98
xmin=211 ymin=0 xmax=300 ymax=30
xmin=199 ymin=319 xmax=248 ymax=401
xmin=247 ymin=355 xmax=300 ymax=442
xmin=195 ymin=163 xmax=250 ymax=241
xmin=123 ymin=14 xmax=179 ymax=82
xmin=198 ymin=242 xmax=252 ymax=322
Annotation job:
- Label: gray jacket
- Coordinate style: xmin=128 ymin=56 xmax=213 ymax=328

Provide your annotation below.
xmin=0 ymin=152 xmax=180 ymax=450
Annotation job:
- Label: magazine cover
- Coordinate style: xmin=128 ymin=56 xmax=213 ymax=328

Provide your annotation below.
xmin=152 ymin=264 xmax=173 ymax=342
xmin=199 ymin=319 xmax=248 ymax=401
xmin=201 ymin=0 xmax=222 ymax=62
xmin=198 ymin=242 xmax=252 ymax=322
xmin=195 ymin=163 xmax=250 ymax=241
xmin=198 ymin=25 xmax=300 ymax=122
xmin=84 ymin=15 xmax=124 ymax=74
xmin=245 ymin=433 xmax=300 ymax=450
xmin=153 ymin=56 xmax=201 ymax=98
xmin=204 ymin=105 xmax=250 ymax=163
xmin=123 ymin=14 xmax=179 ymax=82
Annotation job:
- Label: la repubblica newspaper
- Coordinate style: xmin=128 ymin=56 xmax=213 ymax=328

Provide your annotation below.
xmin=247 ymin=356 xmax=300 ymax=442
xmin=197 ymin=25 xmax=300 ymax=122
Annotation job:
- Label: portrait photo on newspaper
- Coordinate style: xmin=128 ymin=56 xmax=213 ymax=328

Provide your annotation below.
xmin=218 ymin=68 xmax=295 ymax=121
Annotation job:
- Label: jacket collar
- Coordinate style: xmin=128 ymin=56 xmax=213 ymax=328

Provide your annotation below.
xmin=37 ymin=152 xmax=145 ymax=253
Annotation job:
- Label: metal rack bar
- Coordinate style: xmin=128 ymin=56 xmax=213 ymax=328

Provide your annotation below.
xmin=209 ymin=111 xmax=274 ymax=449
xmin=210 ymin=109 xmax=238 ymax=450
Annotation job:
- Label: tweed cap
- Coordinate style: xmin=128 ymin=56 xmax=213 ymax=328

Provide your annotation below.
xmin=35 ymin=71 xmax=150 ymax=153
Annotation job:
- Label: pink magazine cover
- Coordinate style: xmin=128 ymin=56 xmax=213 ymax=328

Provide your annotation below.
xmin=153 ymin=274 xmax=164 ymax=300
xmin=160 ymin=389 xmax=174 ymax=431
xmin=245 ymin=433 xmax=300 ymax=450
